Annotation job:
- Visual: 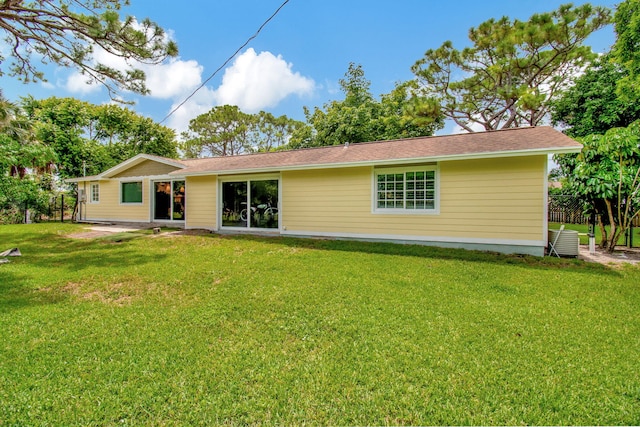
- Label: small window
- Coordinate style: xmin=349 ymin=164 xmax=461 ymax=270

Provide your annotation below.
xmin=121 ymin=181 xmax=143 ymax=204
xmin=375 ymin=167 xmax=437 ymax=213
xmin=90 ymin=183 xmax=100 ymax=203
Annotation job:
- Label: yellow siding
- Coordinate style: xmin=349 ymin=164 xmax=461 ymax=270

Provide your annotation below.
xmin=113 ymin=160 xmax=179 ymax=178
xmin=81 ymin=179 xmax=150 ymax=221
xmin=281 ymin=156 xmax=546 ymax=242
xmin=185 ymin=175 xmax=217 ymax=229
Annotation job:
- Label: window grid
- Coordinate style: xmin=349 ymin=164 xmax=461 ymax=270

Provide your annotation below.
xmin=90 ymin=183 xmax=99 ymax=203
xmin=377 ymin=170 xmax=436 ymax=211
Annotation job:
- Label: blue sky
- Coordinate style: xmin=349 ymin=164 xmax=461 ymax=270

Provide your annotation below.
xmin=0 ymin=0 xmax=618 ymax=135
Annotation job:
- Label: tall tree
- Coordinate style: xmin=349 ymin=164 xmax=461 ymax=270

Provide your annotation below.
xmin=565 ymin=122 xmax=640 ymax=252
xmin=22 ymin=96 xmax=177 ymax=178
xmin=0 ymin=93 xmax=55 ymax=178
xmin=181 ymin=105 xmax=255 ymax=158
xmin=0 ymin=0 xmax=178 ymax=98
xmin=22 ymin=97 xmax=104 ymax=179
xmin=550 ymin=55 xmax=640 ymax=138
xmin=411 ymin=3 xmax=610 ymax=132
xmin=252 ymin=111 xmax=305 ymax=152
xmin=0 ymin=93 xmax=56 ymax=223
xmin=612 ymin=0 xmax=640 ymax=100
xmin=290 ymin=63 xmax=442 ymax=148
xmin=93 ymin=103 xmax=177 ymax=164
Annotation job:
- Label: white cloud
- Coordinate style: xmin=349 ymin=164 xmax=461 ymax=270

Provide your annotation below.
xmin=40 ymin=81 xmax=55 ymax=90
xmin=145 ymin=58 xmax=203 ymax=99
xmin=451 ymin=121 xmax=486 ymax=134
xmin=60 ymin=32 xmax=315 ymax=134
xmin=213 ymin=48 xmax=315 ymax=111
xmin=165 ymin=48 xmax=315 ymax=133
xmin=64 ymin=44 xmax=203 ymax=100
xmin=65 ymin=71 xmax=102 ymax=94
xmin=166 ymin=86 xmax=217 ymax=134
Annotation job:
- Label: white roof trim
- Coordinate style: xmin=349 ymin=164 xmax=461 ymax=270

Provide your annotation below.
xmin=100 ymin=153 xmax=185 ymax=178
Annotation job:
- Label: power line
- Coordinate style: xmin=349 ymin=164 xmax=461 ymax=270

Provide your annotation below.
xmin=160 ymin=0 xmax=291 ymax=125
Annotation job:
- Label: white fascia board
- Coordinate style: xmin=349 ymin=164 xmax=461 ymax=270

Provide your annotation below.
xmin=101 ymin=154 xmax=185 ymax=178
xmin=65 ymin=176 xmax=102 ymax=183
xmin=176 ymin=146 xmax=582 ymax=177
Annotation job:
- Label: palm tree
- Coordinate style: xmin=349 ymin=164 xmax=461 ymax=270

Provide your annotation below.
xmin=0 ymin=92 xmax=55 ymax=177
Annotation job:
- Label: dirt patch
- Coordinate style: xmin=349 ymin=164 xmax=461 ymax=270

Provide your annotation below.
xmin=67 ymin=230 xmax=115 ymax=239
xmin=153 ymin=229 xmax=212 ymax=238
xmin=578 ymin=245 xmax=640 ymax=267
xmin=48 ymin=281 xmax=136 ymax=306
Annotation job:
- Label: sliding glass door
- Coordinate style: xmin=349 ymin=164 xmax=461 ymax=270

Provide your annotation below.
xmin=221 ymin=179 xmax=278 ymax=229
xmin=154 ymin=180 xmax=185 ymax=221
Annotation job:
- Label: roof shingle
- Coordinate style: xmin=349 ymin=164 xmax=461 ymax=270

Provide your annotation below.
xmin=172 ymin=126 xmax=581 ymax=176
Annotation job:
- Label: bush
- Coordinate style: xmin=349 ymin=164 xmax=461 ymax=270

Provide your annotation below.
xmin=0 ymin=175 xmax=53 ymax=224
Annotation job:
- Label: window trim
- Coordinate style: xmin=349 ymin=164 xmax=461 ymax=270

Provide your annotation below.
xmin=89 ymin=182 xmax=100 ymax=204
xmin=372 ymin=165 xmax=440 ymax=215
xmin=119 ymin=180 xmax=144 ymax=205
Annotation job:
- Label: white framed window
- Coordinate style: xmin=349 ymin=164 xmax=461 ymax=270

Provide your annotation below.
xmin=120 ymin=181 xmax=143 ymax=204
xmin=374 ymin=166 xmax=439 ymax=213
xmin=89 ymin=182 xmax=100 ymax=203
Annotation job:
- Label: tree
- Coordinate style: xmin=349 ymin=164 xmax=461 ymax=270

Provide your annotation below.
xmin=93 ymin=103 xmax=177 ymax=164
xmin=22 ymin=97 xmax=106 ymax=179
xmin=22 ymin=96 xmax=178 ymax=178
xmin=377 ymin=81 xmax=443 ymax=141
xmin=0 ymin=0 xmax=178 ymax=98
xmin=411 ymin=3 xmax=610 ymax=132
xmin=550 ymin=55 xmax=640 ymax=138
xmin=564 ymin=122 xmax=640 ymax=252
xmin=290 ymin=63 xmax=442 ymax=148
xmin=180 ymin=106 xmax=306 ymax=157
xmin=252 ymin=111 xmax=305 ymax=152
xmin=612 ymin=0 xmax=640 ymax=100
xmin=0 ymin=93 xmax=55 ymax=177
xmin=181 ymin=105 xmax=255 ymax=158
xmin=0 ymin=93 xmax=56 ymax=223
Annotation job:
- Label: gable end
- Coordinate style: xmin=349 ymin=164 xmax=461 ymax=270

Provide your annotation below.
xmin=112 ymin=160 xmax=181 ymax=178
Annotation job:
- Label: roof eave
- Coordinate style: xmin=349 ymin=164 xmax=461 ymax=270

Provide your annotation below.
xmin=174 ymin=145 xmax=583 ymax=177
xmin=100 ymin=153 xmax=186 ymax=178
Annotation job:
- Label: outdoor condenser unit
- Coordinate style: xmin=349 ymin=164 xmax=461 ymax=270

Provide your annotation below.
xmin=548 ymin=228 xmax=580 ymax=257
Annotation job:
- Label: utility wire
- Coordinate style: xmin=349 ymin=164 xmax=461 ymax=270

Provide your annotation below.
xmin=160 ymin=0 xmax=291 ymax=125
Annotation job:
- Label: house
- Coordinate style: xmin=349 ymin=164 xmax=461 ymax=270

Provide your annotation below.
xmin=66 ymin=126 xmax=582 ymax=256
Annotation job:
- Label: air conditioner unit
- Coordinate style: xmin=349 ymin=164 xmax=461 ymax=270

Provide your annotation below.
xmin=548 ymin=229 xmax=579 ymax=257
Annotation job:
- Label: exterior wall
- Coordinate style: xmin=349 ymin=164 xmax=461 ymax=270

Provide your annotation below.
xmin=74 ymin=154 xmax=548 ymax=255
xmin=185 ymin=175 xmax=217 ymax=229
xmin=80 ymin=178 xmax=151 ymax=222
xmin=112 ymin=160 xmax=179 ymax=178
xmin=281 ymin=156 xmax=547 ymax=254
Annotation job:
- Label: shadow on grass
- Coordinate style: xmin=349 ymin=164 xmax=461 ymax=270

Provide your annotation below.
xmin=0 ymin=227 xmax=167 ymax=312
xmin=216 ymin=233 xmax=624 ymax=276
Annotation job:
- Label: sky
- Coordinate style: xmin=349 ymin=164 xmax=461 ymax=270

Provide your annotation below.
xmin=0 ymin=0 xmax=619 ymax=136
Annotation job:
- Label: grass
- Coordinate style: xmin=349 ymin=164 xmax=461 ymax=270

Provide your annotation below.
xmin=1 ymin=224 xmax=639 ymax=425
xmin=550 ymin=222 xmax=640 ymax=247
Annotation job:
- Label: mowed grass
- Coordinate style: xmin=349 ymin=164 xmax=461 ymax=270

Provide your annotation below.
xmin=549 ymin=221 xmax=640 ymax=247
xmin=1 ymin=224 xmax=639 ymax=426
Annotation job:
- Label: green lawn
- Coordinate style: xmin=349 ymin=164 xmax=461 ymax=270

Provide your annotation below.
xmin=1 ymin=224 xmax=639 ymax=425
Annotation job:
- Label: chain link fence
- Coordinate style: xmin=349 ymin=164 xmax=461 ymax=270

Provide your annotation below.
xmin=548 ymin=195 xmax=588 ymax=224
xmin=15 ymin=194 xmax=73 ymax=224
xmin=548 ymin=194 xmax=638 ymax=247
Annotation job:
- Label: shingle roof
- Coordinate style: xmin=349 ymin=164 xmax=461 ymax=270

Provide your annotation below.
xmin=172 ymin=126 xmax=581 ymax=176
